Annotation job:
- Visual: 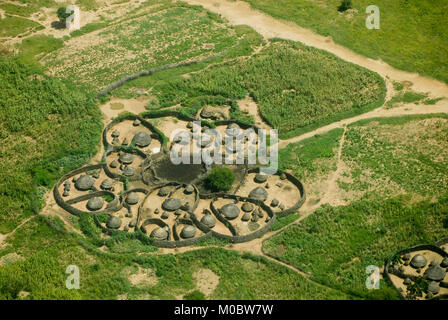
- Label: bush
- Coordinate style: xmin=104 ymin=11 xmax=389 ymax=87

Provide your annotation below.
xmin=56 ymin=7 xmax=73 ymax=26
xmin=184 ymin=290 xmax=205 ymax=300
xmin=366 ymin=286 xmax=401 ymax=300
xmin=338 ymin=0 xmax=352 ymax=12
xmin=205 ymin=167 xmax=235 ymax=192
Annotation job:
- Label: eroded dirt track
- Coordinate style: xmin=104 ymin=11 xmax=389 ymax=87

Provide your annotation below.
xmin=183 ymin=0 xmax=448 ymax=98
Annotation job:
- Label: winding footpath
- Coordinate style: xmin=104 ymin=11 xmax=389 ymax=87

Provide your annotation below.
xmin=184 ymin=0 xmax=448 ymax=149
xmin=173 ymin=0 xmax=448 ymax=296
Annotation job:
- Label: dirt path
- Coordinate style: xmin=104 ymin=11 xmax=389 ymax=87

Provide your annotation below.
xmin=182 ymin=0 xmax=448 ymax=149
xmin=183 ymin=0 xmax=448 ymax=99
xmin=0 ymin=216 xmax=34 ymax=249
xmin=279 ymin=103 xmax=448 ymax=148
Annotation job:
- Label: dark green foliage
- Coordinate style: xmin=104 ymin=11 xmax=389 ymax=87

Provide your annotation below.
xmin=264 ymin=196 xmax=448 ymax=298
xmin=205 ymin=167 xmax=235 ymax=192
xmin=0 ymin=57 xmax=102 ymax=232
xmin=152 ymin=41 xmax=385 ymax=138
xmin=57 ymin=7 xmax=73 ymax=24
xmin=338 ymin=0 xmax=352 ymax=12
xmin=366 ymin=286 xmax=401 ymax=300
xmin=184 ymin=290 xmax=205 ymax=300
xmin=407 ymin=277 xmax=429 ymax=298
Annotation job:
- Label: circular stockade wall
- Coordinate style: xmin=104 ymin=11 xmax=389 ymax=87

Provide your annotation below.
xmin=208 ymin=193 xmax=276 ymax=243
xmin=53 ymin=164 xmax=121 ymax=216
xmin=102 ymin=114 xmax=165 ymax=151
xmin=384 ymin=243 xmax=448 ymax=300
xmin=103 ymin=148 xmax=148 ymax=182
xmin=244 ymin=168 xmax=306 ymax=217
xmin=53 ymin=107 xmax=307 ymax=248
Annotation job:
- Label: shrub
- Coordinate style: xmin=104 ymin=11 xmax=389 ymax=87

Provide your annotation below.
xmin=366 ymin=286 xmax=401 ymax=300
xmin=338 ymin=0 xmax=352 ymax=12
xmin=56 ymin=7 xmax=73 ymax=26
xmin=184 ymin=290 xmax=205 ymax=300
xmin=205 ymin=167 xmax=235 ymax=192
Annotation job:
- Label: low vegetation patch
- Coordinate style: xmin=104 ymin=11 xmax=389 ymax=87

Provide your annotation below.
xmin=342 ymin=115 xmax=448 ymax=199
xmin=152 ymin=40 xmax=385 ymax=138
xmin=0 ymin=56 xmax=102 ymax=232
xmin=205 ymin=167 xmax=235 ymax=192
xmin=43 ymin=4 xmax=246 ymax=91
xmin=241 ymin=0 xmax=448 ymax=83
xmin=264 ymin=196 xmax=448 ymax=298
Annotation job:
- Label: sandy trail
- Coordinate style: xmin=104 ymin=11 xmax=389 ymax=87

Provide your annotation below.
xmin=279 ymin=103 xmax=448 ymax=148
xmin=183 ymin=0 xmax=448 ymax=99
xmin=0 ymin=216 xmax=33 ymax=248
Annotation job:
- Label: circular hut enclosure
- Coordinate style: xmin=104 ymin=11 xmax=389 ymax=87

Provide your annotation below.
xmin=192 ymin=198 xmax=233 ymax=237
xmin=104 ymin=117 xmax=162 ymax=154
xmin=53 ymin=164 xmax=122 ymax=216
xmin=57 ymin=167 xmax=123 ymax=201
xmin=385 ymin=245 xmax=448 ymax=300
xmin=54 ymin=111 xmax=304 ymax=248
xmin=62 ymin=190 xmax=119 ymax=215
xmin=437 ymin=238 xmax=448 ymax=254
xmin=104 ymin=149 xmax=146 ymax=181
xmin=236 ymin=168 xmax=305 ymax=215
xmin=208 ymin=195 xmax=275 ymax=240
xmin=173 ymin=218 xmax=204 ymax=240
xmin=137 ymin=183 xmax=199 ymax=230
xmin=100 ymin=188 xmax=149 ymax=232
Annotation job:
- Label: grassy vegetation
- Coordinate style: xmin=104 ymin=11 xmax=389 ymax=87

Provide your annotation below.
xmin=150 ymin=40 xmax=384 ymax=138
xmin=342 ymin=115 xmax=448 ymax=199
xmin=270 ymin=213 xmax=301 ymax=232
xmin=43 ymin=4 xmax=249 ymax=91
xmin=0 ymin=215 xmax=351 ymax=299
xmin=0 ymin=3 xmax=37 ymax=17
xmin=206 ymin=167 xmax=235 ymax=192
xmin=0 ymin=56 xmax=102 ymax=233
xmin=0 ymin=15 xmax=41 ymax=37
xmin=16 ymin=34 xmax=63 ymax=65
xmin=265 ymin=114 xmax=448 ymax=298
xmin=386 ymin=90 xmax=428 ymax=108
xmin=264 ymin=196 xmax=448 ymax=298
xmin=240 ymin=0 xmax=448 ymax=83
xmin=279 ymin=128 xmax=344 ymax=180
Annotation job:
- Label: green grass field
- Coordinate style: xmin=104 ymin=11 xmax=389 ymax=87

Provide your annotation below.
xmin=342 ymin=115 xmax=448 ymax=200
xmin=0 ymin=215 xmax=351 ymax=300
xmin=265 ymin=114 xmax=448 ymax=298
xmin=0 ymin=57 xmax=102 ymax=233
xmin=264 ymin=196 xmax=448 ymax=298
xmin=43 ymin=4 xmax=249 ymax=91
xmin=0 ymin=15 xmax=41 ymax=37
xmin=240 ymin=0 xmax=448 ymax=83
xmin=148 ymin=40 xmax=385 ymax=138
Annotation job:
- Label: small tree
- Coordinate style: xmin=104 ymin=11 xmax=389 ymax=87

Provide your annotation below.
xmin=57 ymin=7 xmax=74 ymax=27
xmin=338 ymin=0 xmax=352 ymax=12
xmin=205 ymin=167 xmax=235 ymax=192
